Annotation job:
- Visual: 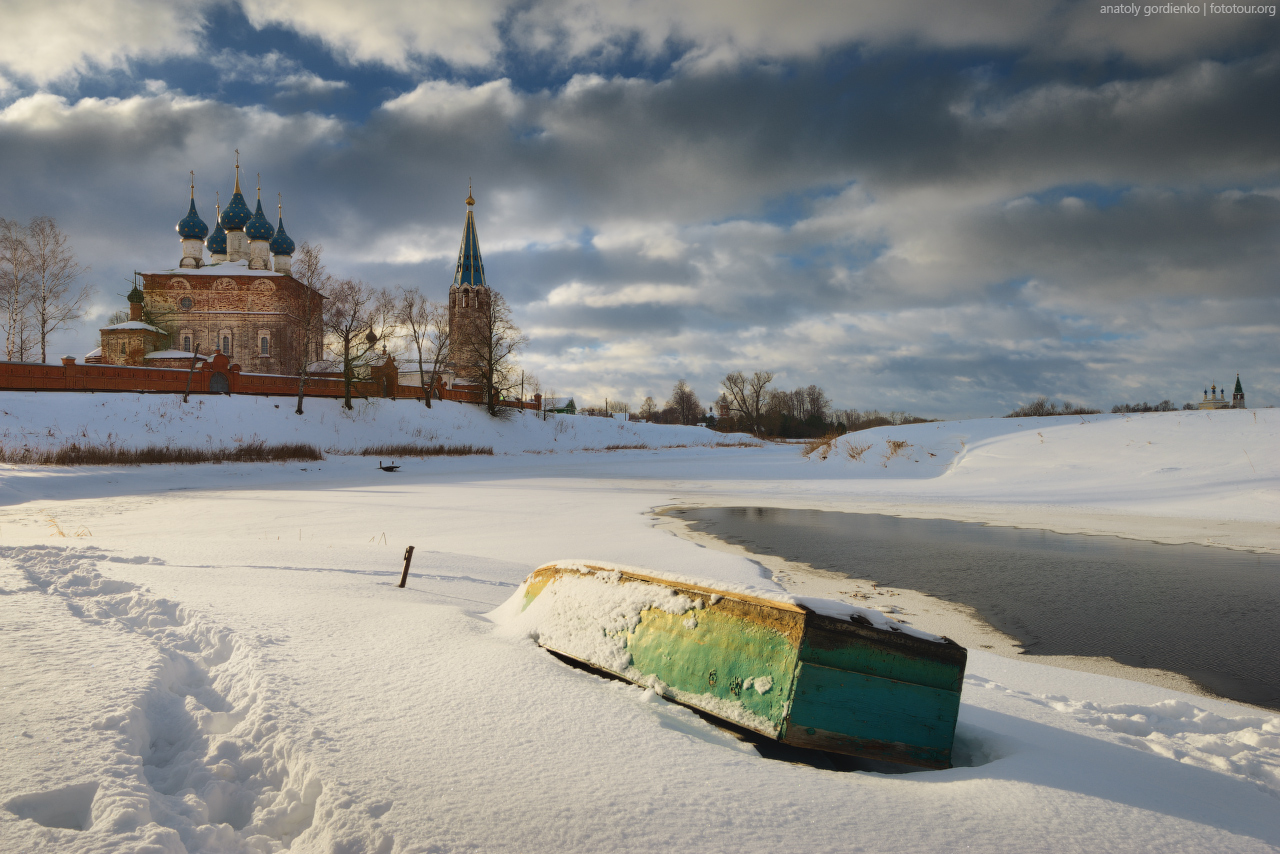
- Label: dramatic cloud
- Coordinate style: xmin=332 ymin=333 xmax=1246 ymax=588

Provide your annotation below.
xmin=0 ymin=2 xmax=1277 ymax=415
xmin=0 ymin=0 xmax=213 ymax=85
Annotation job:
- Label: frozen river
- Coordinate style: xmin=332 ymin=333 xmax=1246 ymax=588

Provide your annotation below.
xmin=676 ymin=507 xmax=1280 ymax=710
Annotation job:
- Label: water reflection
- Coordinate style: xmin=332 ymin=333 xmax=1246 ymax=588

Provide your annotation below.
xmin=676 ymin=507 xmax=1280 ymax=710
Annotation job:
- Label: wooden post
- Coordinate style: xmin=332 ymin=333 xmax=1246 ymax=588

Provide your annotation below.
xmin=398 ymin=545 xmax=415 ymax=588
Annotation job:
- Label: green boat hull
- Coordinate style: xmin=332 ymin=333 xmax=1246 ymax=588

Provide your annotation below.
xmin=519 ymin=564 xmax=967 ymax=769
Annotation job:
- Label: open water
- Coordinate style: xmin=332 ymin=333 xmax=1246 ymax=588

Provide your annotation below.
xmin=674 ymin=507 xmax=1280 ymax=710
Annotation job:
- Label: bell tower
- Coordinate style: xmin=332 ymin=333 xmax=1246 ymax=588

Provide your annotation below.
xmin=447 ymin=184 xmax=491 ymax=380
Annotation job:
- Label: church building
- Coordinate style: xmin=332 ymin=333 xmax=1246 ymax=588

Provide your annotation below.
xmin=91 ymin=158 xmax=324 ymax=374
xmin=1198 ymin=375 xmax=1247 ymax=410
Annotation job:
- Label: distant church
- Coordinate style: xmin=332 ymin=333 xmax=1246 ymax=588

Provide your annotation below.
xmin=92 ymin=167 xmax=504 ymax=392
xmin=1199 ymin=375 xmax=1246 ymax=410
xmin=90 ymin=156 xmax=323 ymax=375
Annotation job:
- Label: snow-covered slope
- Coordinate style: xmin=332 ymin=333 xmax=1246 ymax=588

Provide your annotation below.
xmin=0 ymin=392 xmax=745 ymax=455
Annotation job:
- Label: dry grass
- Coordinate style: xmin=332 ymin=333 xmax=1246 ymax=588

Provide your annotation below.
xmin=601 ymin=443 xmax=651 ymax=451
xmin=713 ymin=440 xmax=763 ymax=448
xmin=881 ymin=439 xmax=913 ymax=466
xmin=801 ymin=433 xmax=841 ymax=460
xmin=0 ymin=441 xmax=323 ymax=466
xmin=341 ymin=443 xmax=494 ymax=457
xmin=845 ymin=442 xmax=873 ymax=462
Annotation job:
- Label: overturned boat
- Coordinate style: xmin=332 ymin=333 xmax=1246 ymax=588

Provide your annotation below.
xmin=503 ymin=562 xmax=967 ymax=769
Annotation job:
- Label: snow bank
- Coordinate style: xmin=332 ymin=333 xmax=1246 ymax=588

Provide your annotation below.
xmin=0 ymin=392 xmax=752 ymax=455
xmin=810 ymin=409 xmax=1279 ymax=490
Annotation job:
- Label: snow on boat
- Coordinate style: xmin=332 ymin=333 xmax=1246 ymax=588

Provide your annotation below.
xmin=502 ymin=562 xmax=967 ymax=769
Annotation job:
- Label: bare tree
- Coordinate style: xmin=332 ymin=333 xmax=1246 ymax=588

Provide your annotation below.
xmin=667 ymin=379 xmax=702 ymax=425
xmin=803 ymin=384 xmax=831 ymax=423
xmin=324 ymin=278 xmax=395 ymax=410
xmin=721 ymin=370 xmax=774 ymax=434
xmin=0 ymin=218 xmax=33 ymax=362
xmin=288 ymin=242 xmax=331 ymax=414
xmin=26 ymin=217 xmax=89 ymax=363
xmin=396 ymin=287 xmax=450 ymax=409
xmin=523 ymin=372 xmax=542 ymax=405
xmin=639 ymin=396 xmax=658 ymax=422
xmin=453 ymin=292 xmax=526 ymax=416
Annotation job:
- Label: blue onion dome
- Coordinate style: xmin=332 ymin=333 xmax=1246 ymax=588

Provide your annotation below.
xmin=220 ymin=172 xmax=252 ymax=231
xmin=270 ymin=216 xmax=294 ymax=255
xmin=176 ymin=197 xmax=208 ymax=240
xmin=245 ymin=196 xmax=275 ymax=241
xmin=206 ymin=215 xmax=227 ymax=255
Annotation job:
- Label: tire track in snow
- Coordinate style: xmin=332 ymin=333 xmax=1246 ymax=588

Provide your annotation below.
xmin=2 ymin=544 xmax=393 ymax=853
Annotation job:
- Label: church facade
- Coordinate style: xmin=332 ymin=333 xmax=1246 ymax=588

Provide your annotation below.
xmin=92 ymin=161 xmax=323 ymax=374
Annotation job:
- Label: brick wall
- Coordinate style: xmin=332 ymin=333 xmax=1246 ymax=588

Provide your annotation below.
xmin=0 ymin=356 xmax=542 ymax=410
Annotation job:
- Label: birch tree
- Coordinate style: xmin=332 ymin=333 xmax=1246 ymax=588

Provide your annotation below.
xmin=395 ymin=287 xmax=450 ymax=409
xmin=288 ymin=242 xmax=331 ymax=415
xmin=27 ymin=217 xmax=89 ymax=363
xmin=324 ymin=278 xmax=395 ymax=410
xmin=0 ymin=218 xmax=33 ymax=362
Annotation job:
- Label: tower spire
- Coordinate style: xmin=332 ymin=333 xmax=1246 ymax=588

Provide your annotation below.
xmin=452 ymin=186 xmax=485 ymax=289
xmin=234 ymin=149 xmax=241 ymax=194
xmin=190 ymin=170 xmax=195 ymax=199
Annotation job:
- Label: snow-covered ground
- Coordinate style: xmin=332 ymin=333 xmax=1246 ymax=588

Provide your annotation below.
xmin=2 ymin=393 xmax=1278 ymax=853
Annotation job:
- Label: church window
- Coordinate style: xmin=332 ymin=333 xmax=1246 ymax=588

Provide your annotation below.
xmin=222 ymin=335 xmax=231 ymax=355
xmin=260 ymin=336 xmax=269 ymax=357
xmin=179 ymin=297 xmax=193 ymax=310
xmin=183 ymin=335 xmax=191 ymax=352
xmin=119 ymin=341 xmax=126 ymax=355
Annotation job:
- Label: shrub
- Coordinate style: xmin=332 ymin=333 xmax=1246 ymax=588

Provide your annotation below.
xmin=802 ymin=434 xmax=840 ymax=460
xmin=0 ymin=441 xmax=323 ymax=466
xmin=341 ymin=443 xmax=494 ymax=457
xmin=845 ymin=442 xmax=873 ymax=462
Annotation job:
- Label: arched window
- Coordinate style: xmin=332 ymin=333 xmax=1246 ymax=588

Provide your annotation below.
xmin=463 ymin=289 xmax=470 ymax=308
xmin=260 ymin=336 xmax=269 ymax=356
xmin=119 ymin=341 xmax=126 ymax=355
xmin=183 ymin=335 xmax=191 ymax=352
xmin=222 ymin=335 xmax=230 ymax=355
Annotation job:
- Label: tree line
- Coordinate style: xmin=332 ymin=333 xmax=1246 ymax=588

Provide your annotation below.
xmin=1005 ymin=396 xmax=1200 ymax=417
xmin=615 ymin=370 xmax=930 ymax=438
xmin=0 ymin=217 xmax=92 ymax=364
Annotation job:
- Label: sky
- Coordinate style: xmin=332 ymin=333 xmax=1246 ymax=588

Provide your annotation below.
xmin=1 ymin=0 xmax=1277 ymax=418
